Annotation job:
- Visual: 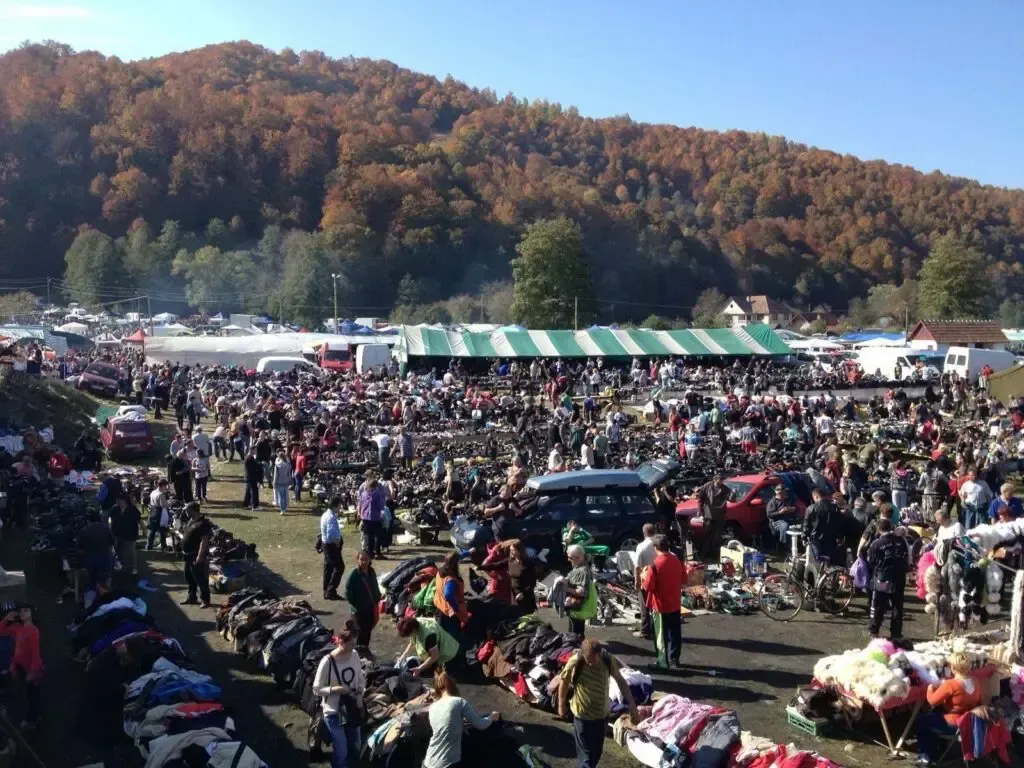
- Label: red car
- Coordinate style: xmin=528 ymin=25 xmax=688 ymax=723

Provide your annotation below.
xmin=100 ymin=417 xmax=155 ymax=459
xmin=675 ymin=473 xmax=808 ymax=544
xmin=76 ymin=361 xmax=120 ymax=398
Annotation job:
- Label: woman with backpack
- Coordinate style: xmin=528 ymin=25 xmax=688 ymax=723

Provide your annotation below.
xmin=313 ymin=620 xmax=365 ymax=768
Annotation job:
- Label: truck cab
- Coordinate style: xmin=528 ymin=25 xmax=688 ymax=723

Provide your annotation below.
xmin=314 ymin=342 xmax=353 ymax=372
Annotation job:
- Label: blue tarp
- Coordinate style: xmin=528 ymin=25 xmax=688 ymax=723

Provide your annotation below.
xmin=839 ymin=332 xmax=905 ymax=343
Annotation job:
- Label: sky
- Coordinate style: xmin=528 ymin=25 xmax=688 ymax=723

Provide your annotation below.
xmin=2 ymin=0 xmax=1024 ymax=188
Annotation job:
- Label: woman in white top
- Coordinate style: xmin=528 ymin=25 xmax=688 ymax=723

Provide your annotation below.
xmin=313 ymin=620 xmax=365 ymax=768
xmin=423 ymin=670 xmax=498 ymax=768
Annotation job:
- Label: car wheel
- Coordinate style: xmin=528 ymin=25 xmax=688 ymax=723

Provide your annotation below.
xmin=616 ymin=535 xmax=640 ymax=553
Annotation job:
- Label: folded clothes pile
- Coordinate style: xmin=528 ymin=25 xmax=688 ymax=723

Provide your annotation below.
xmin=70 ymin=589 xmax=268 ymax=768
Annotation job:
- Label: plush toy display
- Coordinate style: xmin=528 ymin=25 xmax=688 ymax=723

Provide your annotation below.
xmin=813 ymin=638 xmax=996 ymax=708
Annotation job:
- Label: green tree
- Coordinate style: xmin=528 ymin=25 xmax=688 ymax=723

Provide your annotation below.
xmin=642 ymin=314 xmax=672 ymax=330
xmin=998 ymin=296 xmax=1024 ymax=329
xmin=866 ymin=280 xmax=919 ymax=326
xmin=691 ymin=287 xmax=728 ymax=328
xmin=510 ymin=218 xmax=593 ymax=328
xmin=0 ymin=290 xmax=39 ymax=319
xmin=918 ymin=234 xmax=986 ymax=319
xmin=481 ymin=281 xmax=514 ymax=324
xmin=172 ymin=245 xmax=256 ymax=313
xmin=395 ymin=273 xmax=423 ymax=307
xmin=276 ymin=232 xmax=341 ymax=328
xmin=121 ymin=219 xmax=154 ymax=289
xmin=64 ymin=229 xmax=123 ymax=305
xmin=444 ymin=294 xmax=479 ymax=323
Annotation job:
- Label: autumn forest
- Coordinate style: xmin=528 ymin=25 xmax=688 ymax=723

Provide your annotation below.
xmin=3 ymin=40 xmax=1024 ymax=326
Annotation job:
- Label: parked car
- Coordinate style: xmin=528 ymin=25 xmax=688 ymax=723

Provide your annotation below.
xmin=100 ymin=417 xmax=155 ymax=459
xmin=76 ymin=362 xmax=120 ymax=398
xmin=449 ymin=459 xmax=679 ymax=567
xmin=675 ymin=473 xmax=809 ymax=545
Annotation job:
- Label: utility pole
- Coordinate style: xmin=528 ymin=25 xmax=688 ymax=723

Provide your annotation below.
xmin=330 ymin=273 xmax=340 ymax=334
xmin=574 ymin=296 xmax=578 ymax=331
xmin=46 ymin=277 xmax=51 ymax=310
xmin=146 ymin=295 xmax=153 ymax=337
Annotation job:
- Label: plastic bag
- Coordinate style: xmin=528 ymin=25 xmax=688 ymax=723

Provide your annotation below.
xmin=850 ymin=557 xmax=870 ymax=590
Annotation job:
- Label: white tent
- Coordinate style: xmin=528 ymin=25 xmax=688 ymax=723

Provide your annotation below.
xmin=152 ymin=312 xmax=178 ymax=324
xmin=57 ymin=322 xmax=89 ymax=334
xmin=93 ymin=332 xmax=121 ymax=347
xmin=152 ymin=323 xmax=194 ymax=338
xmin=209 ymin=313 xmax=226 ymax=326
xmin=853 ymin=336 xmax=907 ymax=349
xmin=145 ymin=332 xmax=397 ymax=367
xmin=220 ymin=324 xmax=260 ymax=336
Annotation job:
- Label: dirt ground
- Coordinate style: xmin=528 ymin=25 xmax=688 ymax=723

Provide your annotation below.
xmin=9 ymin=411 xmax=950 ymax=768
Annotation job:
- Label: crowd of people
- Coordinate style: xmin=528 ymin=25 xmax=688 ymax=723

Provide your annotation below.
xmin=9 ymin=338 xmax=1024 ymax=768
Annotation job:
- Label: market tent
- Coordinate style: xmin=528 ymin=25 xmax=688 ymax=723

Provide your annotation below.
xmin=152 ymin=323 xmax=195 ymax=337
xmin=0 ymin=325 xmax=68 ymax=355
xmin=1004 ymin=329 xmax=1024 ymax=343
xmin=152 ymin=312 xmax=178 ymax=323
xmin=144 ymin=332 xmax=397 ymax=367
xmin=840 ymin=332 xmax=905 ymax=344
xmin=987 ymin=364 xmax=1024 ymax=405
xmin=398 ymin=323 xmax=790 ymax=360
xmin=57 ymin=322 xmax=89 ymax=334
xmin=123 ymin=329 xmax=147 ymax=344
xmin=93 ymin=332 xmax=121 ymax=347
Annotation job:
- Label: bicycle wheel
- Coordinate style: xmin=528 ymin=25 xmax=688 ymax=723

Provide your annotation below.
xmin=757 ymin=574 xmax=804 ymax=621
xmin=817 ymin=568 xmax=854 ymax=615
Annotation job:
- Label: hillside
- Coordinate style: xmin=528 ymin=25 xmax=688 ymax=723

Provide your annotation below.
xmin=2 ymin=40 xmax=1024 ymax=321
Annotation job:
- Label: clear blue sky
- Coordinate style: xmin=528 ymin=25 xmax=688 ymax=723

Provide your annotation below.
xmin=3 ymin=0 xmax=1024 ymax=188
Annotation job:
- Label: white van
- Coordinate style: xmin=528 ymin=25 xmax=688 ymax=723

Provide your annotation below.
xmin=355 ymin=344 xmax=391 ymax=374
xmin=255 ymin=356 xmax=322 ymax=376
xmin=855 ymin=347 xmax=942 ymax=381
xmin=943 ymin=346 xmax=1016 ymax=382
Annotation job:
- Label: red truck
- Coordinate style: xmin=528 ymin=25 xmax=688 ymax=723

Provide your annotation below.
xmin=675 ymin=473 xmax=808 ymax=545
xmin=313 ymin=342 xmax=352 ymax=372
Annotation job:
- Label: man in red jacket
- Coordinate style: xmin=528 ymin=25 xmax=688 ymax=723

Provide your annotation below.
xmin=642 ymin=535 xmax=685 ymax=670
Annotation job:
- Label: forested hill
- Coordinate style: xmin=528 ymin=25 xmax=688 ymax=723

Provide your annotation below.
xmin=2 ymin=40 xmax=1024 ymax=321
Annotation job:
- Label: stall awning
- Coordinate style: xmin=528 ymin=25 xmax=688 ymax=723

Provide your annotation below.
xmin=399 ymin=324 xmax=790 ymax=359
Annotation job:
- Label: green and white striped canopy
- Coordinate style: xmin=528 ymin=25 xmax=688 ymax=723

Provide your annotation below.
xmin=398 ymin=324 xmax=790 ymax=359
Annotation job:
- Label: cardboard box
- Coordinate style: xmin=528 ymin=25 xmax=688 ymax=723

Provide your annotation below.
xmin=719 ymin=544 xmax=766 ymax=576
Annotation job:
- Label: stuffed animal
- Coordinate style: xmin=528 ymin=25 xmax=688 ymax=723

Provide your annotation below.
xmin=959 ymin=566 xmax=987 ymax=625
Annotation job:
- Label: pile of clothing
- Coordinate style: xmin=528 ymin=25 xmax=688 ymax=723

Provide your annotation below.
xmin=214 ymin=588 xmax=335 ymax=692
xmin=214 ymin=587 xmax=434 ymax=762
xmin=619 ymin=695 xmax=842 ymax=768
xmin=71 ymin=589 xmax=268 ymax=767
xmin=379 ymin=556 xmax=437 ymax=620
xmin=477 ymin=614 xmax=652 ymax=714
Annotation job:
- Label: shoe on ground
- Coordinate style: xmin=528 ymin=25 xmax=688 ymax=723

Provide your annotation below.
xmin=200 ymin=602 xmax=212 ymax=609
xmin=324 ymin=591 xmax=340 ymax=601
xmin=179 ymin=597 xmax=199 ymax=606
xmin=631 ymin=631 xmax=650 ymax=639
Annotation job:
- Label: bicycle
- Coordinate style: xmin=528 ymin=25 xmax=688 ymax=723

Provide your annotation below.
xmin=757 ymin=533 xmax=854 ymax=621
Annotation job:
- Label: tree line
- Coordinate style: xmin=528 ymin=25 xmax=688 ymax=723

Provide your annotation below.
xmin=3 ymin=40 xmax=1024 ymax=326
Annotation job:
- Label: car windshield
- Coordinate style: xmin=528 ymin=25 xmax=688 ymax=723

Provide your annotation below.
xmin=87 ymin=364 xmax=118 ymax=380
xmin=723 ymin=480 xmax=753 ymax=499
xmin=635 ymin=461 xmax=667 ymax=488
xmin=322 ymin=349 xmax=350 ymax=362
